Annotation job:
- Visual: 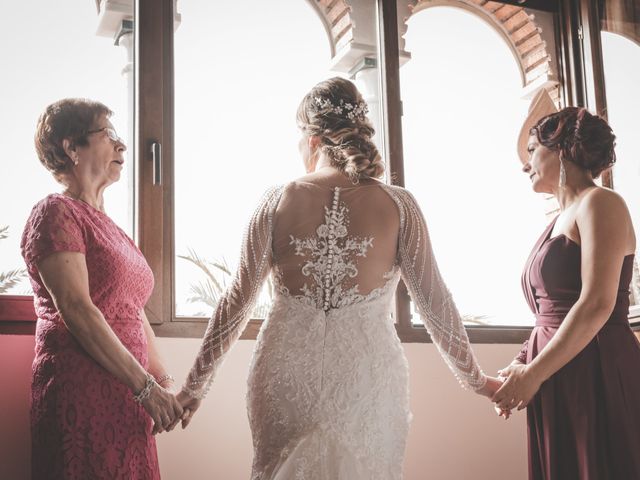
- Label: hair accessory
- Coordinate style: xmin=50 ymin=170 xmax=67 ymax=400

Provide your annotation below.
xmin=313 ymin=96 xmax=369 ymax=121
xmin=517 ymin=89 xmax=558 ymax=164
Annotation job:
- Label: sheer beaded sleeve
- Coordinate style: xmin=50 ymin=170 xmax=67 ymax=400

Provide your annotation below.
xmin=21 ymin=196 xmax=86 ymax=268
xmin=182 ymin=186 xmax=284 ymax=399
xmin=385 ymin=186 xmax=486 ymax=390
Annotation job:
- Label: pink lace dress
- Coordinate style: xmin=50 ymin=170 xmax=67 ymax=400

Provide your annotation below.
xmin=20 ymin=194 xmax=159 ymax=480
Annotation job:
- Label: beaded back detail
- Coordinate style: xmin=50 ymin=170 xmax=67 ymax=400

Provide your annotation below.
xmin=287 ymin=187 xmax=374 ymax=311
xmin=182 ymin=182 xmax=486 ymax=403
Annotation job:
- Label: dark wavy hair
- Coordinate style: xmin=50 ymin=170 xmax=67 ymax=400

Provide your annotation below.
xmin=530 ymin=107 xmax=616 ymax=178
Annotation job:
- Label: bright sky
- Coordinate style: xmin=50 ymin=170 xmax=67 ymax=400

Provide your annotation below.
xmin=0 ymin=0 xmax=131 ymax=295
xmin=1 ymin=1 xmax=638 ymax=324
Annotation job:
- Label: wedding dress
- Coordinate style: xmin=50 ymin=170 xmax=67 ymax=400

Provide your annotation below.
xmin=182 ymin=181 xmax=486 ymax=479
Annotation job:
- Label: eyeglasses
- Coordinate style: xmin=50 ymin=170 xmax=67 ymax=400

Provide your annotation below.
xmin=86 ymin=127 xmax=124 ymax=144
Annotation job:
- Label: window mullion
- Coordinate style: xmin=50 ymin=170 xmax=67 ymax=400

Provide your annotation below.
xmin=377 ymin=0 xmax=413 ymax=330
xmin=578 ymin=0 xmax=613 ymax=187
xmin=137 ymin=0 xmax=176 ymax=325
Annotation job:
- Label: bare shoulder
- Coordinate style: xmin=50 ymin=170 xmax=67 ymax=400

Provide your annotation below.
xmin=579 ymin=186 xmax=630 ymax=218
xmin=577 ymin=186 xmax=635 ymax=251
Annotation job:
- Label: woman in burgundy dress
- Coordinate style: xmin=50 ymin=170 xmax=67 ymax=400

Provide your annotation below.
xmin=21 ymin=99 xmax=183 ymax=479
xmin=493 ymin=91 xmax=640 ymax=479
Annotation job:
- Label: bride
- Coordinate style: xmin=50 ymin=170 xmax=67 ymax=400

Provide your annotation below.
xmin=177 ymin=77 xmax=500 ymax=479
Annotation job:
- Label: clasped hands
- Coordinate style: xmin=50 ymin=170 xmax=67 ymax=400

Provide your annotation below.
xmin=141 ymin=381 xmax=202 ymax=435
xmin=477 ymin=361 xmax=543 ymax=420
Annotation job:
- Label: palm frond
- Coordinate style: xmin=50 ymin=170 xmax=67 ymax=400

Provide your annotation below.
xmin=178 ymin=248 xmax=275 ymax=318
xmin=178 ymin=248 xmax=224 ymax=294
xmin=461 ymin=314 xmax=491 ymax=326
xmin=186 ymin=280 xmax=219 ymax=309
xmin=210 ymin=259 xmax=231 ymax=276
xmin=0 ymin=268 xmax=27 ymax=294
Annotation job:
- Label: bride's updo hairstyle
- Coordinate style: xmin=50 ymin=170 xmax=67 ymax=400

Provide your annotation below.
xmin=531 ymin=107 xmax=616 ymax=178
xmin=297 ymin=77 xmax=384 ymax=183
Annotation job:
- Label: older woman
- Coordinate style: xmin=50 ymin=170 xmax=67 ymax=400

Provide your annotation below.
xmin=20 ymin=98 xmax=182 ymax=479
xmin=493 ymin=90 xmax=640 ymax=479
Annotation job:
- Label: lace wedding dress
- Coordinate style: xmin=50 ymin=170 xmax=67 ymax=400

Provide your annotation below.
xmin=182 ymin=181 xmax=486 ymax=479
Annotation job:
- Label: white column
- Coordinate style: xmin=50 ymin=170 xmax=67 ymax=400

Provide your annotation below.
xmin=353 ymin=64 xmax=382 ymax=153
xmin=117 ymin=30 xmax=135 ymax=234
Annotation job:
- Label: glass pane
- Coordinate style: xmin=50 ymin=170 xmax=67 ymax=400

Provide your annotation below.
xmin=0 ymin=0 xmax=135 ymax=295
xmin=400 ymin=5 xmax=552 ymax=326
xmin=174 ymin=1 xmax=382 ymax=317
xmin=600 ymin=1 xmax=640 ymax=311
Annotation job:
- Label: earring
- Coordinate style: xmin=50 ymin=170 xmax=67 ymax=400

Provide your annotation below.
xmin=558 ymin=157 xmax=566 ymax=188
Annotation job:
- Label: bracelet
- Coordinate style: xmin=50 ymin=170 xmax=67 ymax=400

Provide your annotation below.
xmin=156 ymin=373 xmax=175 ymax=385
xmin=133 ymin=373 xmax=157 ymax=404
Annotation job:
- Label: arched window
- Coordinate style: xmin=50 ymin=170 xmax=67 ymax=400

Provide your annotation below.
xmin=172 ymin=0 xmax=382 ymax=318
xmin=601 ymin=30 xmax=640 ymax=313
xmin=2 ymin=0 xmax=637 ymax=339
xmin=400 ymin=5 xmax=553 ymax=326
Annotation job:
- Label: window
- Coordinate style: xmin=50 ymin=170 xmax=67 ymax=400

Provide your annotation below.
xmin=145 ymin=0 xmax=383 ymax=337
xmin=173 ymin=0 xmax=347 ymax=319
xmin=3 ymin=0 xmax=638 ymax=339
xmin=400 ymin=6 xmax=550 ymax=327
xmin=599 ymin=0 xmax=640 ymax=318
xmin=0 ymin=0 xmax=134 ymax=302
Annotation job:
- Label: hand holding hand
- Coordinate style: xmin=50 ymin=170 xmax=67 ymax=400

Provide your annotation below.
xmin=474 ymin=375 xmax=503 ymax=399
xmin=141 ymin=384 xmax=184 ymax=435
xmin=492 ymin=362 xmax=543 ymax=412
xmin=494 ymin=376 xmax=512 ymax=420
xmin=475 ymin=375 xmax=512 ymax=419
xmin=177 ymin=390 xmax=202 ymax=429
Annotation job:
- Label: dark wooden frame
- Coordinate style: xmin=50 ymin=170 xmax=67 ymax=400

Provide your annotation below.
xmin=1 ymin=0 xmax=636 ymax=343
xmin=558 ymin=0 xmax=614 ymax=186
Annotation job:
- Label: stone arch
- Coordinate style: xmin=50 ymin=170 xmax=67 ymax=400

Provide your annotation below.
xmin=309 ymin=0 xmax=354 ymax=58
xmin=406 ymin=0 xmax=557 ymax=95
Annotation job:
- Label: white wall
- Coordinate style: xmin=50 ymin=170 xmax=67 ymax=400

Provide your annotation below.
xmin=0 ymin=335 xmax=527 ymax=480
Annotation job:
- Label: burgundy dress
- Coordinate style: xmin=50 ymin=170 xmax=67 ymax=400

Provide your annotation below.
xmin=20 ymin=194 xmax=160 ymax=480
xmin=517 ymin=217 xmax=640 ymax=480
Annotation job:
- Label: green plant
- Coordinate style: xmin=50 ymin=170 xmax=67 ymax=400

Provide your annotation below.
xmin=178 ymin=248 xmax=273 ymax=318
xmin=0 ymin=225 xmax=28 ymax=294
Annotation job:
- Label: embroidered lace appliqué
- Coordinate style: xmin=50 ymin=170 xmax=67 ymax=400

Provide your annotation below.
xmin=286 ymin=187 xmax=374 ymax=311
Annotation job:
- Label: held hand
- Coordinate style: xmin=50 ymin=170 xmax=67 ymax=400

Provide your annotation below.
xmin=494 ymin=403 xmax=512 ymax=420
xmin=474 ymin=376 xmax=503 ymax=399
xmin=475 ymin=376 xmax=512 ymax=419
xmin=492 ymin=361 xmax=523 ymax=420
xmin=177 ymin=390 xmax=202 ymax=430
xmin=142 ymin=386 xmax=184 ymax=435
xmin=492 ymin=363 xmax=543 ymax=412
xmin=495 ymin=373 xmax=512 ymax=420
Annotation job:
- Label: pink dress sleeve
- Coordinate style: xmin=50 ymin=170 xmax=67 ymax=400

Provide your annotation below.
xmin=22 ymin=196 xmax=86 ymax=268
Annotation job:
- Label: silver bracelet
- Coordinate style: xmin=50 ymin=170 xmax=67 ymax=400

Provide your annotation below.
xmin=133 ymin=373 xmax=157 ymax=404
xmin=156 ymin=373 xmax=175 ymax=385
